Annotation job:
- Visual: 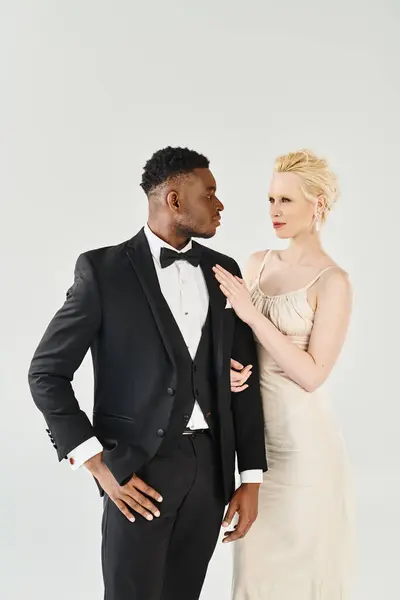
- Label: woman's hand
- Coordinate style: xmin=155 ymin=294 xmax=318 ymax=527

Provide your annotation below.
xmin=230 ymin=359 xmax=252 ymax=393
xmin=213 ymin=264 xmax=258 ymax=325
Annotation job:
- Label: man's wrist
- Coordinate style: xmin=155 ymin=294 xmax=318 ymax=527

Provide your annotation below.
xmin=240 ymin=469 xmax=263 ymax=484
xmin=67 ymin=437 xmax=103 ymax=470
xmin=84 ymin=451 xmax=104 ymax=477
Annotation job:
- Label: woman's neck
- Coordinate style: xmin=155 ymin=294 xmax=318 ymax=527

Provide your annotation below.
xmin=281 ymin=231 xmax=325 ymax=266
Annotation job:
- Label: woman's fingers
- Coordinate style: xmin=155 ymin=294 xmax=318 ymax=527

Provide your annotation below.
xmin=230 ymin=363 xmax=253 ymax=391
xmin=231 ymin=370 xmax=252 ymax=385
xmin=232 ymin=384 xmax=249 ymax=393
xmin=213 ymin=266 xmax=237 ymax=288
xmin=231 ymin=359 xmax=244 ymax=370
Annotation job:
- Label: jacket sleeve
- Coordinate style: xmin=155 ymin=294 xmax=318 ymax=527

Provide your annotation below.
xmin=230 ymin=261 xmax=268 ymax=474
xmin=28 ymin=253 xmax=100 ymax=460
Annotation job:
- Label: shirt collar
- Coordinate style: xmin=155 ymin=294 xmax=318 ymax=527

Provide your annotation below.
xmin=144 ymin=223 xmax=193 ymax=267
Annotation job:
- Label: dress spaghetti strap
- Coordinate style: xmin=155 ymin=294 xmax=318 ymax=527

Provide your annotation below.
xmin=303 ymin=265 xmax=338 ymax=290
xmin=256 ymin=250 xmax=273 ymax=286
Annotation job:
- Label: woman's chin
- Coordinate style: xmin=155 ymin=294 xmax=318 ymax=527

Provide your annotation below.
xmin=274 ymin=229 xmax=291 ymax=239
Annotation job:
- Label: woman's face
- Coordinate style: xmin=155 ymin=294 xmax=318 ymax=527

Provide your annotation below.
xmin=268 ymin=171 xmax=319 ymax=239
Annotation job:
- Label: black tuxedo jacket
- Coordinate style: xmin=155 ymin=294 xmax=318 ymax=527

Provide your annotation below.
xmin=28 ymin=229 xmax=267 ymax=503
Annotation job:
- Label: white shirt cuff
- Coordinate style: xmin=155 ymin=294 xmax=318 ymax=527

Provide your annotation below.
xmin=240 ymin=469 xmax=263 ymax=484
xmin=67 ymin=437 xmax=103 ymax=470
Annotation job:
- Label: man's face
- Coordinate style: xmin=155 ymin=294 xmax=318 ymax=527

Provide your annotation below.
xmin=173 ymin=168 xmax=224 ymax=239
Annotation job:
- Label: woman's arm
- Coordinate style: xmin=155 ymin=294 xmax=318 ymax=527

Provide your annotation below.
xmin=213 ymin=263 xmax=352 ymax=393
xmin=248 ymin=269 xmax=352 ymax=391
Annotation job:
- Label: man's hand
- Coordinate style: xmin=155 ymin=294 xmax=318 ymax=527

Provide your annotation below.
xmin=84 ymin=453 xmax=163 ymax=523
xmin=222 ymin=483 xmax=260 ymax=543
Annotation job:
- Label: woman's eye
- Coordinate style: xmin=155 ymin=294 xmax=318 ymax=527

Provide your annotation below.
xmin=268 ymin=197 xmax=274 ymax=203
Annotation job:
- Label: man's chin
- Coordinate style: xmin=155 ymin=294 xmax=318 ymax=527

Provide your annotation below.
xmin=192 ymin=228 xmax=217 ymax=240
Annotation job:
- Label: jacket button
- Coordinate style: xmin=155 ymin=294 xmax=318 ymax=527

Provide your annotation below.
xmin=157 ymin=429 xmax=165 ymax=437
xmin=167 ymin=387 xmax=175 ymax=396
xmin=193 ymin=365 xmax=198 ymax=372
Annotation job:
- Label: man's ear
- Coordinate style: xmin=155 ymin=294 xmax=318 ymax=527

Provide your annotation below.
xmin=167 ymin=190 xmax=180 ymax=211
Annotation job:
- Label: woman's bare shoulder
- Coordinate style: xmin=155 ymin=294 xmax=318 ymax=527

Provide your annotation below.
xmin=319 ymin=252 xmax=349 ymax=280
xmin=244 ymin=250 xmax=270 ymax=286
xmin=317 ymin=264 xmax=352 ymax=299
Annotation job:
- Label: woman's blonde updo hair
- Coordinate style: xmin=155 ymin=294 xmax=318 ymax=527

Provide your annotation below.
xmin=274 ymin=149 xmax=339 ymax=222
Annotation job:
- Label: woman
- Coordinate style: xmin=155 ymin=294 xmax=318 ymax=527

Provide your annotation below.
xmin=218 ymin=149 xmax=355 ymax=600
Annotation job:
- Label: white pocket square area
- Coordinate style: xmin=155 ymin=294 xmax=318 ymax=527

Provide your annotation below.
xmin=225 ymin=300 xmax=232 ymax=309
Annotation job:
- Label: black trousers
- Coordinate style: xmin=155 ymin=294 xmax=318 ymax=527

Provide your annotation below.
xmin=101 ymin=431 xmax=226 ymax=600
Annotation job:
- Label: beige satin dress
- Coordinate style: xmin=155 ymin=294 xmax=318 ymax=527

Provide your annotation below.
xmin=233 ymin=251 xmax=355 ymax=600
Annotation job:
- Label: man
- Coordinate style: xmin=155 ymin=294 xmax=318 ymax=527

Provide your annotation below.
xmin=28 ymin=146 xmax=267 ymax=600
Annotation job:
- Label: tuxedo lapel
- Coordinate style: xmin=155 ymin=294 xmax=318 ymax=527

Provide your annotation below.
xmin=125 ymin=229 xmax=185 ymax=367
xmin=197 ymin=244 xmax=226 ymax=376
xmin=125 ymin=231 xmax=226 ymax=375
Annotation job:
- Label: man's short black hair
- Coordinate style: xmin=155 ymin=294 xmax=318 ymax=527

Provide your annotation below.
xmin=140 ymin=146 xmax=210 ymax=195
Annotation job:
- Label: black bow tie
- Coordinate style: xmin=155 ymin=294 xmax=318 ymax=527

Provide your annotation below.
xmin=159 ymin=246 xmax=202 ymax=269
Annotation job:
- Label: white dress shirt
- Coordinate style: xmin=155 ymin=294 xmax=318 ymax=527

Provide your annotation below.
xmin=67 ymin=225 xmax=262 ymax=484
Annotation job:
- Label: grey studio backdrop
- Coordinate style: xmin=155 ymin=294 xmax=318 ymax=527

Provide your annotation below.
xmin=1 ymin=1 xmax=399 ymax=599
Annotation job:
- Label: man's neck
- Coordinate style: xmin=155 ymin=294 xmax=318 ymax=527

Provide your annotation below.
xmin=146 ymin=221 xmax=191 ymax=251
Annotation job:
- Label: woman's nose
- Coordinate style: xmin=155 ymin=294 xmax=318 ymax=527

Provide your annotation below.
xmin=271 ymin=205 xmax=283 ymax=217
